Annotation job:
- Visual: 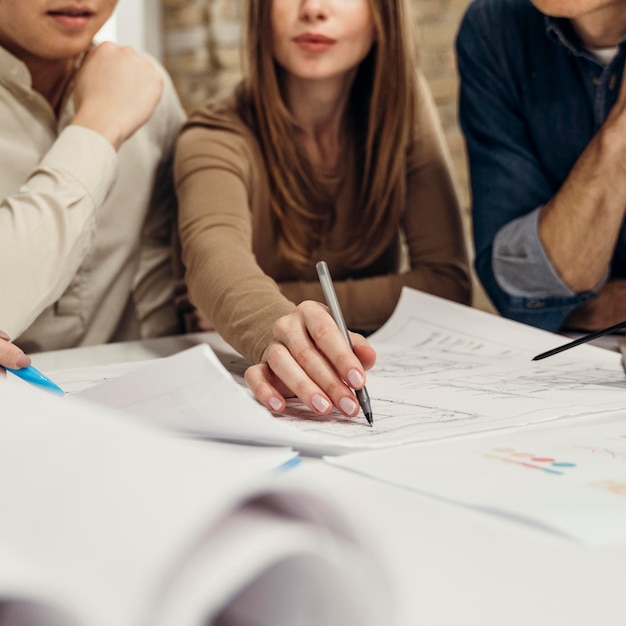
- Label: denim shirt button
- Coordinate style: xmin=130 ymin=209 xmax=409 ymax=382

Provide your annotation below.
xmin=526 ymin=300 xmax=545 ymax=309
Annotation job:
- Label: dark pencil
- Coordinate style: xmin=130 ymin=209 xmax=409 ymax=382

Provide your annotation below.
xmin=532 ymin=320 xmax=626 ymax=361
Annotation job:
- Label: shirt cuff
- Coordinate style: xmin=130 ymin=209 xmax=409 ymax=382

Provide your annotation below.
xmin=38 ymin=125 xmax=118 ymax=208
xmin=492 ymin=208 xmax=579 ymax=299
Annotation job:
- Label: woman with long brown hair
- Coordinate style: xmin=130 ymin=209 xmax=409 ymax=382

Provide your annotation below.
xmin=174 ymin=0 xmax=471 ymax=420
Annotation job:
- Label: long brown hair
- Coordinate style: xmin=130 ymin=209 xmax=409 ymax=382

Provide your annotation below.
xmin=238 ymin=0 xmax=420 ymax=269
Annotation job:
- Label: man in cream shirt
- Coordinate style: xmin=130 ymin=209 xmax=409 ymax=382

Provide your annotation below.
xmin=0 ymin=0 xmax=185 ymax=357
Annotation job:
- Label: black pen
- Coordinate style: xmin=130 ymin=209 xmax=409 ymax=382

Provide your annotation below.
xmin=532 ymin=319 xmax=626 ymax=361
xmin=315 ymin=261 xmax=373 ymax=426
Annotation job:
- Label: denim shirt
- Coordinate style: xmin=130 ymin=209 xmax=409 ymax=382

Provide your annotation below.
xmin=456 ymin=0 xmax=626 ymax=331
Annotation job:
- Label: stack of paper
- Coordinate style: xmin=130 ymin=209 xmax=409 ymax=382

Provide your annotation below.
xmin=0 ymin=383 xmax=393 ymax=626
xmin=71 ymin=289 xmax=626 ymax=456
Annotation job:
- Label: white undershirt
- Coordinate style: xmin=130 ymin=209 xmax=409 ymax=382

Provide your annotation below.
xmin=589 ymin=46 xmax=619 ymax=64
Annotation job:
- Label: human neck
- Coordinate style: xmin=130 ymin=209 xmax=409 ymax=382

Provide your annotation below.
xmin=572 ymin=6 xmax=626 ymax=48
xmin=25 ymin=55 xmax=78 ymax=115
xmin=283 ymin=73 xmax=355 ymax=172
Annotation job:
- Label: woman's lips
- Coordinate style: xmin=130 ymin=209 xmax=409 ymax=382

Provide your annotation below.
xmin=293 ymin=33 xmax=337 ymax=53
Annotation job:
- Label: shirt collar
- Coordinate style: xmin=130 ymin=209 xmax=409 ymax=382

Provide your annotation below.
xmin=544 ymin=14 xmax=626 ymax=58
xmin=0 ymin=46 xmax=32 ymax=89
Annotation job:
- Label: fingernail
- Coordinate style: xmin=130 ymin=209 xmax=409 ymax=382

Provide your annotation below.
xmin=268 ymin=397 xmax=282 ymax=412
xmin=347 ymin=369 xmax=364 ymax=388
xmin=0 ymin=330 xmax=9 ymax=341
xmin=339 ymin=396 xmax=358 ymax=416
xmin=312 ymin=394 xmax=331 ymax=413
xmin=16 ymin=354 xmax=31 ymax=368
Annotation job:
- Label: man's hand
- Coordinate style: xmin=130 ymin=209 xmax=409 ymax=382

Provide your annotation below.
xmin=0 ymin=330 xmax=31 ymax=377
xmin=71 ymin=42 xmax=163 ymax=149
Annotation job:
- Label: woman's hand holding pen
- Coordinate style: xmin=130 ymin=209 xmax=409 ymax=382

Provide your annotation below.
xmin=244 ymin=301 xmax=376 ymax=418
xmin=0 ymin=330 xmax=31 ymax=376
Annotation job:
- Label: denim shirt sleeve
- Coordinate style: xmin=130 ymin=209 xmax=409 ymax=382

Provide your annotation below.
xmin=493 ymin=208 xmax=577 ymax=297
xmin=456 ymin=1 xmax=595 ymax=332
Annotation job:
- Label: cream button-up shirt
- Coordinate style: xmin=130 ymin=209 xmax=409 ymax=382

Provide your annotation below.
xmin=0 ymin=46 xmax=186 ymax=353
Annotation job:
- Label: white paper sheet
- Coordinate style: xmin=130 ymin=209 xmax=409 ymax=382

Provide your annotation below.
xmin=359 ymin=289 xmax=626 ymax=441
xmin=57 ymin=289 xmax=626 ymax=455
xmin=247 ymin=289 xmax=626 ymax=451
xmin=328 ymin=417 xmax=626 ymax=545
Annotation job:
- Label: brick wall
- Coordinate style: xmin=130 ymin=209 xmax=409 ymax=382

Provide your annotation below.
xmin=161 ymin=0 xmax=493 ymax=312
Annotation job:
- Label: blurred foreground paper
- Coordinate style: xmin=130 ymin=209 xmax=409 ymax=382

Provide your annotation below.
xmin=0 ymin=384 xmax=394 ymax=626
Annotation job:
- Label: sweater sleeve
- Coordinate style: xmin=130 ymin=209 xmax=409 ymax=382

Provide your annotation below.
xmin=176 ymin=75 xmax=471 ymax=361
xmin=175 ymin=116 xmax=295 ymax=363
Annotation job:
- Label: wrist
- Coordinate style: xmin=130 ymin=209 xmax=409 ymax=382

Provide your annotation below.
xmin=596 ymin=116 xmax=626 ymax=167
xmin=70 ymin=116 xmax=124 ymax=150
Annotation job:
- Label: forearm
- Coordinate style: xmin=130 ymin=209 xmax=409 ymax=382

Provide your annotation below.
xmin=176 ymin=122 xmax=301 ymax=362
xmin=0 ymin=127 xmax=117 ymax=337
xmin=492 ymin=209 xmax=596 ymax=298
xmin=184 ymin=233 xmax=295 ymax=363
xmin=476 ymin=254 xmax=593 ymax=332
xmin=481 ymin=210 xmax=595 ymax=331
xmin=539 ymin=125 xmax=626 ymax=291
xmin=539 ymin=71 xmax=626 ymax=291
xmin=178 ymin=174 xmax=294 ymax=362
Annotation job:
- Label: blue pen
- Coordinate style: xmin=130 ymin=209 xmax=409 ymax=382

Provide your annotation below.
xmin=6 ymin=365 xmax=65 ymax=396
xmin=274 ymin=456 xmax=302 ymax=473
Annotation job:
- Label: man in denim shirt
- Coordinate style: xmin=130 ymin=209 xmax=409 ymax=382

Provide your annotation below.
xmin=457 ymin=0 xmax=626 ymax=332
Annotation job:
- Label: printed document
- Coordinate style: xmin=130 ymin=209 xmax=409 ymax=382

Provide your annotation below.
xmin=61 ymin=288 xmax=626 ymax=455
xmin=328 ymin=416 xmax=626 ymax=545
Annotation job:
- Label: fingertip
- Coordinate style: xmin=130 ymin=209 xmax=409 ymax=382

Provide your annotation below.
xmin=245 ymin=363 xmax=288 ymax=414
xmin=311 ymin=393 xmax=332 ymax=414
xmin=338 ymin=396 xmax=359 ymax=417
xmin=267 ymin=396 xmax=284 ymax=412
xmin=347 ymin=368 xmax=365 ymax=389
xmin=16 ymin=353 xmax=31 ymax=368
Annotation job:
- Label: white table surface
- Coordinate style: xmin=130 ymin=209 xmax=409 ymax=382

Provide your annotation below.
xmin=31 ymin=333 xmax=626 ymax=626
